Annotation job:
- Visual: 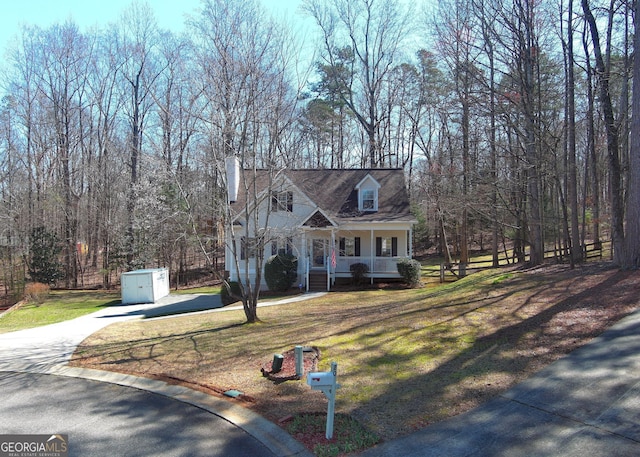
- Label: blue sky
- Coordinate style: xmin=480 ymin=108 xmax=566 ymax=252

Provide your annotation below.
xmin=0 ymin=0 xmax=304 ymax=53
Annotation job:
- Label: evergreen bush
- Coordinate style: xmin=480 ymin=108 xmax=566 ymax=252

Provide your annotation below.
xmin=264 ymin=253 xmax=298 ymax=292
xmin=349 ymin=262 xmax=369 ymax=285
xmin=220 ymin=281 xmax=242 ymax=305
xmin=396 ymin=258 xmax=422 ymax=287
xmin=28 ymin=226 xmax=64 ymax=285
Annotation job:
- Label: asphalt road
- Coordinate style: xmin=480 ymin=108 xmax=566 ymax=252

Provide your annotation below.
xmin=0 ymin=371 xmax=277 ymax=457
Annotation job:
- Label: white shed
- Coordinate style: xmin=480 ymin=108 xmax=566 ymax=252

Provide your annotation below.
xmin=121 ymin=268 xmax=170 ymax=305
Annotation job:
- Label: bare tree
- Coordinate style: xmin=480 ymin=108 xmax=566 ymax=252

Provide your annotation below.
xmin=85 ymin=27 xmax=127 ymax=287
xmin=116 ymin=1 xmax=163 ymax=269
xmin=561 ymin=0 xmax=581 ymax=265
xmin=0 ymin=95 xmax=25 ymax=299
xmin=581 ymin=20 xmax=602 ymax=249
xmin=304 ymin=0 xmax=413 ymax=167
xmin=473 ymin=0 xmax=501 ymax=266
xmin=36 ymin=22 xmax=93 ymax=287
xmin=190 ymin=0 xmax=297 ymax=323
xmin=4 ymin=26 xmax=48 ymax=233
xmin=621 ymin=0 xmax=640 ymax=268
xmin=433 ymin=0 xmax=484 ymax=265
xmin=581 ymin=0 xmax=626 ymax=266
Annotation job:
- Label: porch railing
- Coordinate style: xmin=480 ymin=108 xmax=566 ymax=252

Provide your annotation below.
xmin=335 ymin=256 xmax=401 ymax=275
xmin=304 ymin=255 xmax=405 ymax=291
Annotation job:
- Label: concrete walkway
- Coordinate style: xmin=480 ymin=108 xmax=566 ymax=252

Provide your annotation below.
xmin=0 ymin=293 xmax=321 ymax=457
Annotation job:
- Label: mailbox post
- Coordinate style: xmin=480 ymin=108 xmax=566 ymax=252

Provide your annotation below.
xmin=306 ymin=361 xmax=339 ymax=439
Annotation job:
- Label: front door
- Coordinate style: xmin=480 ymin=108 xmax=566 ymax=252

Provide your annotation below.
xmin=311 ymin=239 xmax=327 ymax=269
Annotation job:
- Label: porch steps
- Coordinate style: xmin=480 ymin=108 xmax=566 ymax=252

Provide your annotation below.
xmin=308 ymin=272 xmax=328 ymax=291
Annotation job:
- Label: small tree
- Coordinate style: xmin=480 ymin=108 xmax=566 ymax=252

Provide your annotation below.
xmin=28 ymin=226 xmax=64 ymax=285
xmin=264 ymin=253 xmax=298 ymax=292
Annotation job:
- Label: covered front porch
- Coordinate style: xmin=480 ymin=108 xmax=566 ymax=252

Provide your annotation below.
xmin=301 ymin=226 xmax=414 ymax=291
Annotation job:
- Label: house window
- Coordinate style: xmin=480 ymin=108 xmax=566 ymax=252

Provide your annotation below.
xmin=271 ymin=237 xmax=293 ymax=256
xmin=241 ymin=237 xmax=257 ymax=260
xmin=361 ymin=189 xmax=376 ymax=211
xmin=339 ymin=237 xmax=361 ymax=256
xmin=271 ymin=191 xmax=293 ymax=212
xmin=376 ymin=237 xmax=398 ymax=257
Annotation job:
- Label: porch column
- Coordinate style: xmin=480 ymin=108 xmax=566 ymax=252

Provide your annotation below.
xmin=331 ymin=230 xmax=336 ymax=287
xmin=409 ymin=227 xmax=413 ymax=257
xmin=370 ymin=228 xmax=374 ymax=284
xmin=302 ymin=231 xmax=308 ymax=291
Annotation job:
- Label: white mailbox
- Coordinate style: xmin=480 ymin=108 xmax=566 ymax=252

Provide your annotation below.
xmin=307 ymin=372 xmax=335 ymax=388
xmin=305 ymin=362 xmax=340 ymax=440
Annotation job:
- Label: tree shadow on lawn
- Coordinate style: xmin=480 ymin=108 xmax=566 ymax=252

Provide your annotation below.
xmin=319 ymin=277 xmax=531 ymax=347
xmin=71 ymin=263 xmax=640 ymax=448
xmin=349 ymin=267 xmax=640 ymax=441
xmin=71 ymin=322 xmax=246 ymax=368
xmin=328 ymin=263 xmax=615 ymax=353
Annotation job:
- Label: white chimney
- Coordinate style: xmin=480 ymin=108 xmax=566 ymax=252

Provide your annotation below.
xmin=225 ymin=156 xmax=240 ymax=203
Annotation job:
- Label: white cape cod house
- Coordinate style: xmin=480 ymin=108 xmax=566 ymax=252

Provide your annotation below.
xmin=225 ymin=166 xmax=417 ymax=291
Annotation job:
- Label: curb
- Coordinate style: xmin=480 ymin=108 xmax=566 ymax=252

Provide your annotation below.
xmin=45 ymin=365 xmax=313 ymax=457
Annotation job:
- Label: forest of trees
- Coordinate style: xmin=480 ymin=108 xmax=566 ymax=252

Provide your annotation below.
xmin=0 ymin=0 xmax=639 ymax=298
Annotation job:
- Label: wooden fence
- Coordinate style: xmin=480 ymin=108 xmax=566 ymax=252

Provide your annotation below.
xmin=434 ymin=241 xmax=607 ymax=283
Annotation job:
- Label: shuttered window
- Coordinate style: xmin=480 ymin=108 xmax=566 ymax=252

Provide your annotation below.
xmin=376 ymin=237 xmax=398 ymax=257
xmin=339 ymin=237 xmax=361 ymax=256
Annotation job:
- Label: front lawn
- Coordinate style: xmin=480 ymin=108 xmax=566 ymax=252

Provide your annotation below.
xmin=0 ymin=290 xmax=119 ymax=334
xmin=70 ymin=262 xmax=640 ymax=450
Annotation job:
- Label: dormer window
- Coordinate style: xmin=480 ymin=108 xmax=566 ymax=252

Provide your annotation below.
xmin=356 ymin=174 xmax=380 ymax=212
xmin=362 ymin=189 xmax=376 ymax=210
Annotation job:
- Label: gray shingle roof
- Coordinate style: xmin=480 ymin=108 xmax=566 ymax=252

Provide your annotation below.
xmin=230 ymin=168 xmax=414 ymax=224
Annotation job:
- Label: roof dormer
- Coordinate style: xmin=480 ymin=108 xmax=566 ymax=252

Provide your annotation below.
xmin=355 ymin=174 xmax=381 ymax=212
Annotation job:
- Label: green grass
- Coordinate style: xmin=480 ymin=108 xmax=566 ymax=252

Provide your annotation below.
xmin=0 ymin=290 xmax=119 ymax=333
xmin=4 ymin=259 xmax=631 ymax=455
xmin=174 ymin=286 xmax=221 ymax=295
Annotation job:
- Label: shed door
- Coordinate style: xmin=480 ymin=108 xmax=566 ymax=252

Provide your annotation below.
xmin=132 ymin=274 xmax=153 ymax=303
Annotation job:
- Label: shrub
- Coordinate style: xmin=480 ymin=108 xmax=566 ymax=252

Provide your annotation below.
xmin=220 ymin=281 xmax=242 ymax=305
xmin=24 ymin=282 xmax=50 ymax=305
xmin=349 ymin=262 xmax=369 ymax=285
xmin=396 ymin=258 xmax=422 ymax=287
xmin=264 ymin=253 xmax=298 ymax=292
